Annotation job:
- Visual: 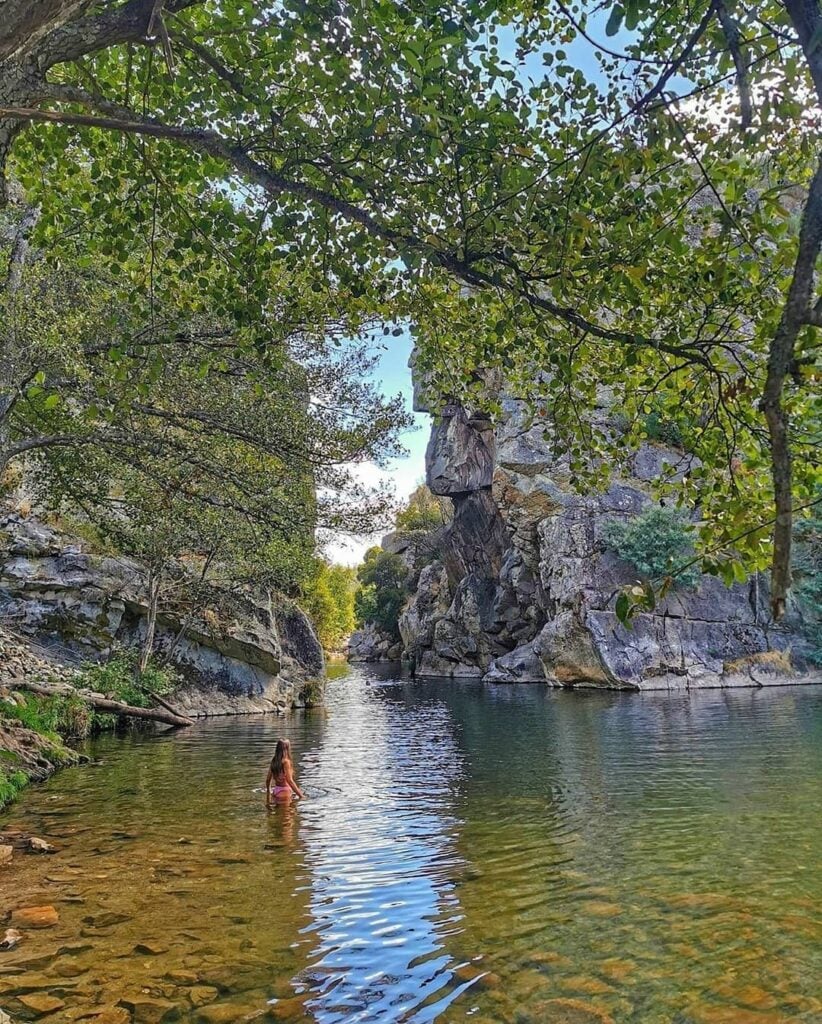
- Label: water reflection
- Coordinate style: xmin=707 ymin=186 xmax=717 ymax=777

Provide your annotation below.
xmin=294 ymin=675 xmax=468 ymax=1023
xmin=1 ymin=670 xmax=820 ymax=1024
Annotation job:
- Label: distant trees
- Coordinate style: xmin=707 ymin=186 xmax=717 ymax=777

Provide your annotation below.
xmin=395 ymin=484 xmax=451 ymax=534
xmin=353 ymin=485 xmax=450 ymax=638
xmin=301 ymin=561 xmax=357 ymax=653
xmin=355 ymin=548 xmax=408 ymax=641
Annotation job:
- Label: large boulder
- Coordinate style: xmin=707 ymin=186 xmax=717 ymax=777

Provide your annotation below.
xmin=346 ymin=622 xmax=400 ymax=663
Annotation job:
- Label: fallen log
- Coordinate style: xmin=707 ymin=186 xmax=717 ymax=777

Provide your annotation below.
xmin=10 ymin=679 xmax=195 ymax=728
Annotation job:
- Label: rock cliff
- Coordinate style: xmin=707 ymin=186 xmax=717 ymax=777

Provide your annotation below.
xmin=0 ymin=514 xmax=324 ymax=713
xmin=398 ymin=391 xmax=816 ymax=690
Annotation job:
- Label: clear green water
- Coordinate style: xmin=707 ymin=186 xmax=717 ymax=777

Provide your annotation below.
xmin=2 ymin=667 xmax=821 ymax=1023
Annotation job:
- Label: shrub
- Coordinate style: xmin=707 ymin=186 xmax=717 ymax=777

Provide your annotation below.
xmin=0 ymin=767 xmax=29 ymax=808
xmin=642 ymin=409 xmax=685 ymax=449
xmin=1 ymin=692 xmax=93 ymax=740
xmin=395 ymin=484 xmax=450 ymax=534
xmin=78 ymin=648 xmax=179 ymax=708
xmin=603 ymin=507 xmax=700 ymax=588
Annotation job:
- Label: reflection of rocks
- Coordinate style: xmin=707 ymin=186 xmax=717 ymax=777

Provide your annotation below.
xmin=0 ymin=514 xmax=324 ymax=713
xmin=402 ymin=389 xmax=816 ymax=689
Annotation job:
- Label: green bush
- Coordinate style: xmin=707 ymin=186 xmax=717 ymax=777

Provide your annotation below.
xmin=395 ymin=484 xmax=450 ymax=534
xmin=78 ymin=648 xmax=179 ymax=708
xmin=603 ymin=507 xmax=700 ymax=588
xmin=0 ymin=767 xmax=29 ymax=808
xmin=1 ymin=692 xmax=93 ymax=740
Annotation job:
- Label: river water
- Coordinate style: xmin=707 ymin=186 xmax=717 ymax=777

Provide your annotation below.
xmin=1 ymin=665 xmax=821 ymax=1023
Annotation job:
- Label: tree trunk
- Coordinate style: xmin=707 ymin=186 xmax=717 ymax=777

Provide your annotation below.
xmin=759 ymin=156 xmax=822 ymax=619
xmin=138 ymin=567 xmax=161 ymax=673
xmin=0 ymin=1 xmax=93 ymax=61
xmin=11 ymin=678 xmax=194 ymax=728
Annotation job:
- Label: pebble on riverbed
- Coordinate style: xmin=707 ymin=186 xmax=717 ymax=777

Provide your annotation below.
xmin=8 ymin=906 xmax=59 ymax=929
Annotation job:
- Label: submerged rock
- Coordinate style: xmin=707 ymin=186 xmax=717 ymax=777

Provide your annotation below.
xmin=0 ymin=928 xmax=21 ymax=950
xmin=9 ymin=906 xmax=59 ymax=929
xmin=117 ymin=995 xmax=180 ymax=1024
xmin=17 ymin=993 xmax=65 ymax=1016
xmin=27 ymin=837 xmax=56 ymax=855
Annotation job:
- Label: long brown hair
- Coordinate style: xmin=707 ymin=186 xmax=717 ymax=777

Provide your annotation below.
xmin=270 ymin=738 xmax=292 ymax=780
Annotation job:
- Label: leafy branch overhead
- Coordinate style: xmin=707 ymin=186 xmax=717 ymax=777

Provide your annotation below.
xmin=0 ymin=0 xmax=819 ymax=615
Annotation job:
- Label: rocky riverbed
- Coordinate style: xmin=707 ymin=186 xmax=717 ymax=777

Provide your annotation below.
xmin=1 ymin=672 xmax=821 ymax=1024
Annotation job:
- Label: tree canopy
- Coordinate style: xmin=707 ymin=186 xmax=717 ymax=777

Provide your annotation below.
xmin=0 ymin=0 xmax=820 ymax=615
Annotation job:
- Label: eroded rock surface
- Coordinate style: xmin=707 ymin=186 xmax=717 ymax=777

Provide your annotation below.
xmin=0 ymin=514 xmax=323 ymax=712
xmin=399 ymin=395 xmax=816 ymax=689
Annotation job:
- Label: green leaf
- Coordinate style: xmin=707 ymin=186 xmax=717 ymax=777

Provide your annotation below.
xmin=605 ymin=5 xmax=624 ymax=37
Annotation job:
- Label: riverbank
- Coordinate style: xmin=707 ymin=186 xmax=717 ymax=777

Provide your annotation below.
xmin=0 ymin=623 xmax=326 ymax=813
xmin=0 ymin=630 xmax=84 ymax=810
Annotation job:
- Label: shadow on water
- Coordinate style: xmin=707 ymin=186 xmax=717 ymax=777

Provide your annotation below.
xmin=1 ymin=667 xmax=821 ymax=1023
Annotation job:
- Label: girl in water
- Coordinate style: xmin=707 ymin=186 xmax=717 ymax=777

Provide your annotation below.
xmin=265 ymin=739 xmax=305 ymax=804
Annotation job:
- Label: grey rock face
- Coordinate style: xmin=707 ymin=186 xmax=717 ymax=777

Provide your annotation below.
xmin=347 ymin=622 xmax=401 ymax=663
xmin=401 ymin=393 xmax=814 ymax=689
xmin=427 ymin=404 xmax=495 ymax=496
xmin=0 ymin=513 xmax=323 ymax=710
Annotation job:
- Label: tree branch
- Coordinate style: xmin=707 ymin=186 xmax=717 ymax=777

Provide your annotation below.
xmin=0 ymin=102 xmax=714 ymax=364
xmin=760 ymin=154 xmax=822 ymax=618
xmin=0 ymin=0 xmax=90 ymax=61
xmin=714 ymin=0 xmax=753 ymax=128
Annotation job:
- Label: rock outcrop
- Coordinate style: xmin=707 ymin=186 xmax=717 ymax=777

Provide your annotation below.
xmin=399 ymin=392 xmax=817 ymax=690
xmin=0 ymin=513 xmax=324 ymax=712
xmin=346 ymin=621 xmax=403 ymax=663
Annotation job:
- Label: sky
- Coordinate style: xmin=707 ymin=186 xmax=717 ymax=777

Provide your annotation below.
xmin=323 ymin=330 xmax=430 ymax=565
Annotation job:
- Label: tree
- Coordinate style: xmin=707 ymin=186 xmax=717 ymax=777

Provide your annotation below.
xmin=0 ymin=0 xmax=819 ymax=614
xmin=355 ymin=547 xmax=408 ymax=639
xmin=395 ymin=484 xmax=451 ymax=534
xmin=2 ymin=197 xmax=410 ymax=669
xmin=603 ymin=509 xmax=701 ymax=590
xmin=301 ymin=560 xmax=357 ymax=652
